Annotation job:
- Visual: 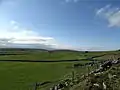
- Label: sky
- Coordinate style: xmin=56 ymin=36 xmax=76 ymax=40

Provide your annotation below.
xmin=0 ymin=0 xmax=120 ymax=51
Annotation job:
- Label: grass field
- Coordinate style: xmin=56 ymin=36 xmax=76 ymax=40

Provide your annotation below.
xmin=0 ymin=49 xmax=119 ymax=90
xmin=0 ymin=50 xmax=85 ymax=60
xmin=0 ymin=49 xmax=113 ymax=60
xmin=0 ymin=62 xmax=72 ymax=90
xmin=0 ymin=61 xmax=92 ymax=90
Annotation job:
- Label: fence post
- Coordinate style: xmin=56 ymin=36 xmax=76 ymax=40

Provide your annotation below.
xmin=34 ymin=83 xmax=38 ymax=90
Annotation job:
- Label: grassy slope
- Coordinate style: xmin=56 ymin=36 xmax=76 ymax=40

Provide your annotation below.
xmin=0 ymin=49 xmax=115 ymax=60
xmin=0 ymin=61 xmax=91 ymax=90
xmin=0 ymin=49 xmax=119 ymax=90
xmin=0 ymin=62 xmax=73 ymax=90
xmin=0 ymin=51 xmax=86 ymax=60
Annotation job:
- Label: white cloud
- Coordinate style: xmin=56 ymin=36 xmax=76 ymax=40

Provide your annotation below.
xmin=10 ymin=20 xmax=17 ymax=25
xmin=10 ymin=20 xmax=19 ymax=30
xmin=96 ymin=4 xmax=120 ymax=27
xmin=0 ymin=20 xmax=84 ymax=50
xmin=96 ymin=4 xmax=111 ymax=15
xmin=0 ymin=20 xmax=60 ymax=50
xmin=0 ymin=21 xmax=110 ymax=51
xmin=96 ymin=8 xmax=104 ymax=15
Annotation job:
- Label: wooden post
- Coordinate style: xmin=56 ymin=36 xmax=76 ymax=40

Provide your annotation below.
xmin=87 ymin=66 xmax=90 ymax=76
xmin=34 ymin=83 xmax=38 ymax=90
xmin=72 ymin=70 xmax=75 ymax=82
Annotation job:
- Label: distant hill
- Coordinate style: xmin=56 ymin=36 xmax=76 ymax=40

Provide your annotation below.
xmin=0 ymin=48 xmax=48 ymax=52
xmin=0 ymin=48 xmax=82 ymax=52
xmin=0 ymin=48 xmax=117 ymax=52
xmin=51 ymin=49 xmax=82 ymax=52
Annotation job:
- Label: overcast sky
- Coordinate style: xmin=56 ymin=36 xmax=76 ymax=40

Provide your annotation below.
xmin=0 ymin=0 xmax=120 ymax=51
